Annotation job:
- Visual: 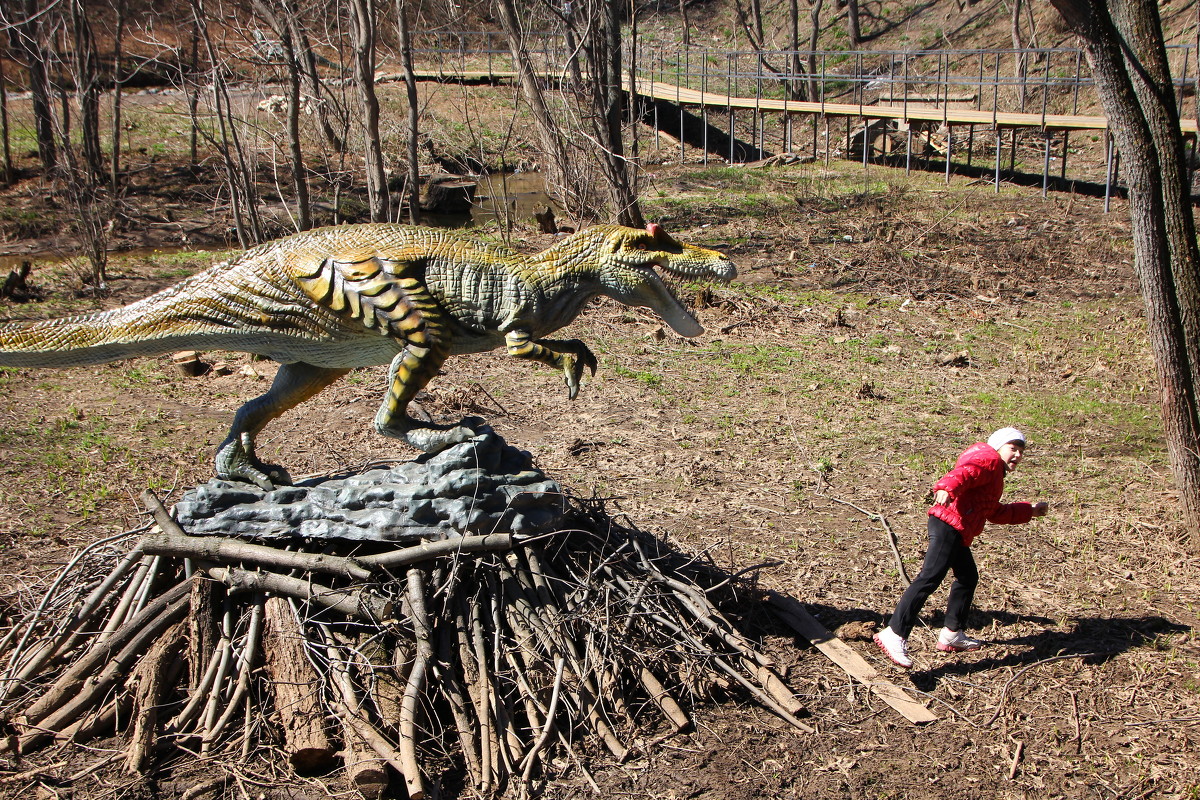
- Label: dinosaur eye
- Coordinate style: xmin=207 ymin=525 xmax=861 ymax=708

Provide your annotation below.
xmin=630 ymin=241 xmax=647 ymax=251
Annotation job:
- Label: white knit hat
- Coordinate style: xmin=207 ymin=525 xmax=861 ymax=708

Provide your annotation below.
xmin=987 ymin=427 xmax=1026 ymax=450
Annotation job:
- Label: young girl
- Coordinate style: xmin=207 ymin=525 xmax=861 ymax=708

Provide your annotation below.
xmin=874 ymin=427 xmax=1049 ymax=668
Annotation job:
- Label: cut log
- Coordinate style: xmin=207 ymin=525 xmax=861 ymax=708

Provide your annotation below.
xmin=639 ymin=667 xmax=690 ymax=733
xmin=262 ymin=597 xmax=337 ymax=774
xmin=339 ymin=717 xmax=389 ymax=800
xmin=188 ymin=576 xmax=221 ymax=695
xmin=126 ymin=620 xmax=187 ymax=773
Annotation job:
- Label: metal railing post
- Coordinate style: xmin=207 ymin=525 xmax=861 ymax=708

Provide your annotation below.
xmin=1042 ymin=132 xmax=1051 ymax=196
xmin=977 ymin=51 xmax=985 ymax=112
xmin=680 ymin=45 xmax=685 ymax=163
xmin=1104 ymin=131 xmax=1114 ymax=213
xmin=728 ymin=53 xmax=736 ymax=163
xmin=1080 ymin=47 xmax=1089 ymax=113
xmin=946 ymin=126 xmax=952 ymax=183
xmin=994 ymin=127 xmax=1002 ymax=193
xmin=702 ymin=48 xmax=709 ymax=165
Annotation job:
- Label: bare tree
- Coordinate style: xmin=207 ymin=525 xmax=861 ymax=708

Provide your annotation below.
xmin=109 ymin=0 xmax=127 ymax=193
xmin=582 ymin=0 xmax=644 ymax=226
xmin=66 ymin=0 xmax=103 ymax=180
xmin=0 ymin=40 xmax=13 ymax=184
xmin=282 ymin=1 xmax=350 ymax=155
xmin=786 ymin=0 xmax=804 ymax=101
xmin=1048 ymin=0 xmax=1200 ymax=544
xmin=6 ymin=0 xmax=58 ymax=171
xmin=806 ymin=0 xmax=826 ymax=103
xmin=189 ymin=0 xmax=263 ymax=246
xmin=839 ymin=0 xmax=861 ymax=46
xmin=495 ymin=0 xmax=575 ymax=214
xmin=250 ymin=0 xmax=313 ymax=230
xmin=395 ymin=0 xmax=421 ymax=224
xmin=286 ymin=3 xmax=347 ymax=155
xmin=496 ymin=0 xmax=643 ymax=226
xmin=348 ymin=0 xmax=389 ymax=222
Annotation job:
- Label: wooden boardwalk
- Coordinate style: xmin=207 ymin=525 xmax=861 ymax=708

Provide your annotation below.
xmin=408 ymin=69 xmax=1197 ymax=135
xmin=630 ymin=77 xmax=1199 ymax=135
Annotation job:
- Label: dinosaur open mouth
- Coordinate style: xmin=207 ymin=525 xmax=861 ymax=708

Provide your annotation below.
xmin=650 ymin=269 xmax=704 ymax=337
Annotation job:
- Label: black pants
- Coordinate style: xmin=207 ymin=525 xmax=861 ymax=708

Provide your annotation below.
xmin=888 ymin=516 xmax=979 ymax=638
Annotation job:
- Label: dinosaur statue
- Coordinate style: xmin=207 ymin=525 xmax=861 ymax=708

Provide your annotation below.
xmin=0 ymin=222 xmax=735 ymax=488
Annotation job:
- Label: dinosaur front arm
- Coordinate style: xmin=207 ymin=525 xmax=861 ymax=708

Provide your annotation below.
xmin=504 ymin=330 xmax=598 ymax=400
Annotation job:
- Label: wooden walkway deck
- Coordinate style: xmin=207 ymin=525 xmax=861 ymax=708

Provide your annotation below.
xmin=630 ymin=78 xmax=1199 ymax=135
xmin=407 ymin=69 xmax=1197 ymax=135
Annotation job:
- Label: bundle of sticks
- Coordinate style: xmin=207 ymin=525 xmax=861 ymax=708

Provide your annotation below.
xmin=0 ymin=489 xmax=808 ymax=797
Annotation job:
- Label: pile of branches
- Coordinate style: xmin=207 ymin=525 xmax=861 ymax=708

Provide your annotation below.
xmin=0 ymin=490 xmax=809 ymax=798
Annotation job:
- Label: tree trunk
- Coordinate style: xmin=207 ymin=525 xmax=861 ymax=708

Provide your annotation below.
xmin=597 ymin=0 xmax=643 ymax=227
xmin=110 ymin=0 xmax=126 ymax=194
xmin=188 ymin=29 xmax=200 ymax=166
xmin=395 ymin=0 xmax=422 ymax=224
xmin=845 ymin=0 xmax=861 ymax=46
xmin=787 ymin=0 xmax=804 ymax=101
xmin=349 ymin=0 xmax=389 ymax=223
xmin=11 ymin=0 xmax=57 ymax=170
xmin=0 ymin=43 xmax=12 ymax=184
xmin=288 ymin=9 xmax=346 ymax=154
xmin=555 ymin=0 xmax=644 ymax=226
xmin=282 ymin=25 xmax=313 ymax=231
xmin=806 ymin=0 xmax=825 ymax=104
xmin=251 ymin=0 xmax=312 ymax=230
xmin=495 ymin=0 xmax=573 ymax=213
xmin=68 ymin=0 xmax=104 ymax=181
xmin=191 ymin=0 xmax=262 ymax=246
xmin=1012 ymin=0 xmax=1027 ymax=107
xmin=1047 ymin=0 xmax=1200 ymax=543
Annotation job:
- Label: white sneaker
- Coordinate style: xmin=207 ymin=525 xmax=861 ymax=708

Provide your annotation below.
xmin=873 ymin=627 xmax=912 ymax=668
xmin=937 ymin=628 xmax=983 ymax=652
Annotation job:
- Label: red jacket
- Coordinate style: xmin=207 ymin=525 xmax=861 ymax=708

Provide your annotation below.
xmin=929 ymin=442 xmax=1034 ymax=545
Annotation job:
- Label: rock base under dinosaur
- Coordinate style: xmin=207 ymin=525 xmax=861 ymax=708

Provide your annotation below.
xmin=172 ymin=429 xmax=567 ymax=541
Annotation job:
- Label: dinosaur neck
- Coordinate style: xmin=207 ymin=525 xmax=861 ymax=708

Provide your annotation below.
xmin=519 ymin=240 xmax=607 ymax=331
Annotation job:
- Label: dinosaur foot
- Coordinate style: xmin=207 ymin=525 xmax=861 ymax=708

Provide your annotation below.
xmin=215 ymin=436 xmax=292 ymax=490
xmin=376 ymin=415 xmax=488 ymax=454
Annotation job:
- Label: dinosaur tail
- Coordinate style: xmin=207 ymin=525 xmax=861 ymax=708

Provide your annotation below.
xmin=0 ymin=263 xmax=317 ymax=368
xmin=0 ymin=291 xmax=209 ymax=368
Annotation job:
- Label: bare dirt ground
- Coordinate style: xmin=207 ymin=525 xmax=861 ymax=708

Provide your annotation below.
xmin=1 ymin=153 xmax=1197 ymax=800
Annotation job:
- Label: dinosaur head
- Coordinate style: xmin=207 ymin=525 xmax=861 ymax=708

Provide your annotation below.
xmin=588 ymin=223 xmax=736 ymax=337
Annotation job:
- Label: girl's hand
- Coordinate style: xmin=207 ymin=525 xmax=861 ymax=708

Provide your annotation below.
xmin=1032 ymin=502 xmax=1049 ymax=517
xmin=933 ymin=489 xmax=950 ymax=505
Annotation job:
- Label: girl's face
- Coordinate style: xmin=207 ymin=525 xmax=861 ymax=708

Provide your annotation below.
xmin=997 ymin=442 xmax=1025 ymax=472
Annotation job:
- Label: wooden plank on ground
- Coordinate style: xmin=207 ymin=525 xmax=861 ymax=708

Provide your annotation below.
xmin=765 ymin=591 xmax=938 ymax=725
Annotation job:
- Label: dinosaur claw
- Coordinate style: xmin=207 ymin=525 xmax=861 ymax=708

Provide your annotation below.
xmin=562 ymin=341 xmax=596 ymax=400
xmin=214 ymin=436 xmax=291 ymax=489
xmin=376 ymin=414 xmax=482 ymax=453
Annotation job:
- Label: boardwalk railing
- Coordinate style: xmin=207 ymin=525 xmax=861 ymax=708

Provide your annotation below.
xmin=408 ymin=32 xmax=1200 ymax=200
xmin=411 ymin=31 xmax=1199 ymax=128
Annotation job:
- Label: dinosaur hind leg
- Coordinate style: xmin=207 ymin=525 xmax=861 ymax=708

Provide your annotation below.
xmin=374 ymin=344 xmax=478 ymax=453
xmin=216 ymin=362 xmax=350 ymax=489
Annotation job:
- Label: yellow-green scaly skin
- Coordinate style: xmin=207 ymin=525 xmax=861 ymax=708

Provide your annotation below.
xmin=0 ymin=222 xmax=735 ymax=488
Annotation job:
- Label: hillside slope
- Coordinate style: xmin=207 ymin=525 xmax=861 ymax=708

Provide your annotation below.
xmin=640 ymin=0 xmax=1197 ymax=53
